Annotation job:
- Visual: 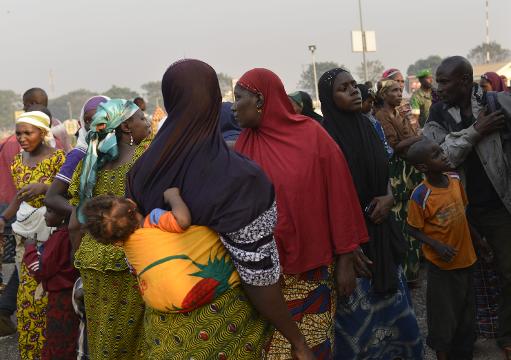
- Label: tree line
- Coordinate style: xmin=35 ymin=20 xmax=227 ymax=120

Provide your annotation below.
xmin=1 ymin=41 xmax=509 ymax=131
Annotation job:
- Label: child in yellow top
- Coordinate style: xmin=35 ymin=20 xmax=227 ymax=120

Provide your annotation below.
xmin=82 ymin=188 xmax=240 ymax=313
xmin=406 ymin=138 xmax=487 ymax=360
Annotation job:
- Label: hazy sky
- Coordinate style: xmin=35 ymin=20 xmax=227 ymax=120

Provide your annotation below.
xmin=1 ymin=0 xmax=509 ymax=98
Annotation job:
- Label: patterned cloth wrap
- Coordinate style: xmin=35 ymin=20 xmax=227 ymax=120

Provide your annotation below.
xmin=17 ymin=263 xmax=48 ymax=360
xmin=10 ymin=149 xmax=65 ymax=360
xmin=10 ymin=150 xmax=66 ymax=208
xmin=474 ymin=259 xmax=502 ymax=338
xmin=267 ymin=266 xmax=336 ymax=360
xmin=335 ymin=267 xmax=424 ymax=360
xmin=389 ymin=155 xmax=423 ymax=283
xmin=124 ymin=218 xmax=240 ymax=313
xmin=144 ymin=286 xmax=273 ymax=360
xmin=70 ymin=139 xmax=150 ymax=360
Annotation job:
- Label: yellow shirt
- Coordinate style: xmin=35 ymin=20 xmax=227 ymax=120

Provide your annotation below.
xmin=10 ymin=150 xmax=66 ymax=208
xmin=407 ymin=173 xmax=476 ymax=270
xmin=123 ymin=209 xmax=240 ymax=313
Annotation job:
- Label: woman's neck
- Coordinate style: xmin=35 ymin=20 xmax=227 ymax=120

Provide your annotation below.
xmin=383 ymin=102 xmax=396 ymax=113
xmin=28 ymin=142 xmax=49 ymax=157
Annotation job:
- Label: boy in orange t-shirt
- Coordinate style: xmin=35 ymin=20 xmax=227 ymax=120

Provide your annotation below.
xmin=406 ymin=138 xmax=486 ymax=360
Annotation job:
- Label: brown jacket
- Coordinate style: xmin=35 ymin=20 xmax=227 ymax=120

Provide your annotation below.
xmin=375 ymin=107 xmax=418 ymax=150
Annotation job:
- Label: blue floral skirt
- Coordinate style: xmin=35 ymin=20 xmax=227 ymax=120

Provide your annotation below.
xmin=335 ymin=268 xmax=424 ymax=360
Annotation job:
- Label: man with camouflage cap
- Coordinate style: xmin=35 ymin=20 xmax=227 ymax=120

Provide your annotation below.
xmin=411 ymin=69 xmax=435 ymax=127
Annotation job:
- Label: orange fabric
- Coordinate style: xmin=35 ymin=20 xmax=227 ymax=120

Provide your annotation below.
xmin=407 ymin=174 xmax=476 ymax=270
xmin=143 ymin=211 xmax=183 ymax=233
xmin=123 ymin=226 xmax=240 ymax=313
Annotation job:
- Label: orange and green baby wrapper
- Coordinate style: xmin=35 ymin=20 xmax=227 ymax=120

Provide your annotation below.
xmin=123 ymin=226 xmax=240 ymax=313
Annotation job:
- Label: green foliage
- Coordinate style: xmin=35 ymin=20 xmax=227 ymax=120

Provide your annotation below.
xmin=356 ymin=60 xmax=384 ymax=83
xmin=467 ymin=41 xmax=511 ymax=65
xmin=141 ymin=81 xmax=163 ymax=115
xmin=48 ymin=89 xmax=95 ymax=120
xmin=0 ymin=90 xmax=20 ymax=130
xmin=217 ymin=73 xmax=233 ymax=98
xmin=103 ymin=85 xmax=140 ymax=101
xmin=407 ymin=55 xmax=443 ymax=77
xmin=299 ymin=61 xmax=342 ymax=93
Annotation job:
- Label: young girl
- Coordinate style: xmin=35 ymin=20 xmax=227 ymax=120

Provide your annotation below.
xmin=23 ymin=203 xmax=80 ymax=360
xmin=82 ymin=188 xmax=242 ymax=313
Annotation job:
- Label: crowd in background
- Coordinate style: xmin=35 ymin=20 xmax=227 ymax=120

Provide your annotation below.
xmin=0 ymin=55 xmax=510 ymax=360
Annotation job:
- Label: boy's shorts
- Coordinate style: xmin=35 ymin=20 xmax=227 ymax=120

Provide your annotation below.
xmin=426 ymin=261 xmax=476 ymax=357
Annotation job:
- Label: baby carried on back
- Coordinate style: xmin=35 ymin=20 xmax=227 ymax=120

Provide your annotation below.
xmin=82 ymin=188 xmax=240 ymax=313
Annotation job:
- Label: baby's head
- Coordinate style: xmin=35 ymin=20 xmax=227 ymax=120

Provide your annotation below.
xmin=407 ymin=137 xmax=451 ymax=174
xmin=83 ymin=195 xmax=141 ymax=245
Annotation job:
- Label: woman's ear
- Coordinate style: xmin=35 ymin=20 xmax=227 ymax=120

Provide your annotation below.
xmin=119 ymin=121 xmax=131 ymax=133
xmin=256 ymin=93 xmax=265 ymax=109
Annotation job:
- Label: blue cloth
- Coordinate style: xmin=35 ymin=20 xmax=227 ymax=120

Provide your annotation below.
xmin=219 ymin=102 xmax=241 ymax=141
xmin=335 ymin=267 xmax=424 ymax=359
xmin=364 ymin=113 xmax=394 ymax=158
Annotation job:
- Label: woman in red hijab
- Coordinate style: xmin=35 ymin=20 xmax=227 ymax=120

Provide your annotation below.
xmin=233 ymin=68 xmax=368 ymax=359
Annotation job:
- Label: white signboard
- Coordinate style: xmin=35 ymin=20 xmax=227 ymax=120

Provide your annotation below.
xmin=351 ymin=31 xmax=376 ymax=52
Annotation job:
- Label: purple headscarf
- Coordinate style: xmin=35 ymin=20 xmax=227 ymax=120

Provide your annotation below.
xmin=127 ymin=59 xmax=274 ymax=233
xmin=77 ymin=95 xmax=110 ymax=150
xmin=482 ymin=72 xmax=509 ymax=93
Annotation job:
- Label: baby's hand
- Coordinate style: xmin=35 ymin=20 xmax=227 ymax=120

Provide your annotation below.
xmin=164 ymin=188 xmax=181 ymax=204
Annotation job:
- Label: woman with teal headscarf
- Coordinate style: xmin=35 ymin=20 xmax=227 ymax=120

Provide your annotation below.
xmin=68 ymin=99 xmax=151 ymax=359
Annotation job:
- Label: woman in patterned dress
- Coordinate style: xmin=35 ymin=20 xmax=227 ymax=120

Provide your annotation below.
xmin=128 ymin=59 xmax=315 ymax=359
xmin=0 ymin=110 xmax=65 ymax=360
xmin=68 ymin=99 xmax=151 ymax=359
xmin=375 ymin=78 xmax=423 ymax=286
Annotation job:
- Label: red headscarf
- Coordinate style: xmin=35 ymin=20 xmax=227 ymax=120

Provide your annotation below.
xmin=235 ymin=68 xmax=368 ymax=274
xmin=482 ymin=72 xmax=509 ymax=92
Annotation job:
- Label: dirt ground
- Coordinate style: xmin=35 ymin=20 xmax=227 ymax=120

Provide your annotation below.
xmin=0 ymin=263 xmax=506 ymax=359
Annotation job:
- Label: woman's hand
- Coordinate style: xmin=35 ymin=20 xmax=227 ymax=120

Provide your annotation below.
xmin=17 ymin=183 xmax=48 ymax=202
xmin=291 ymin=336 xmax=316 ymax=360
xmin=68 ymin=207 xmax=83 ymax=256
xmin=335 ymin=252 xmax=356 ymax=298
xmin=368 ymin=194 xmax=394 ymax=224
xmin=0 ymin=218 xmax=5 ymax=234
xmin=353 ymin=246 xmax=373 ymax=278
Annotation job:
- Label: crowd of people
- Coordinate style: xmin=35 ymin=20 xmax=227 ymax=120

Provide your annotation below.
xmin=0 ymin=55 xmax=509 ymax=360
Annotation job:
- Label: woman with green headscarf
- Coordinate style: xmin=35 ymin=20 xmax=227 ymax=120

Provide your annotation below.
xmin=68 ymin=99 xmax=151 ymax=359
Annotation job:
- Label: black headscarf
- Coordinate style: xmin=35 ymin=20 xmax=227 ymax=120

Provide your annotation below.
xmin=127 ymin=59 xmax=274 ymax=233
xmin=319 ymin=68 xmax=406 ymax=294
xmin=289 ymin=91 xmax=324 ymax=123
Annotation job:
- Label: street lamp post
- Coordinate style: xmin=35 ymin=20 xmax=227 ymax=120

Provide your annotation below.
xmin=485 ymin=0 xmax=490 ymax=63
xmin=308 ymin=45 xmax=320 ymax=106
xmin=358 ymin=0 xmax=368 ymax=82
